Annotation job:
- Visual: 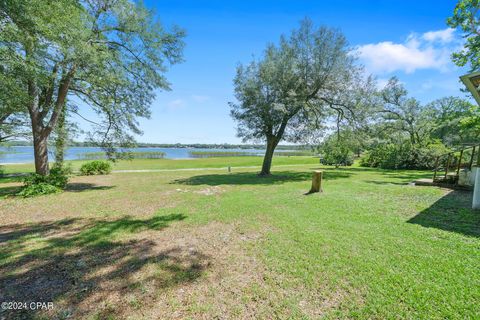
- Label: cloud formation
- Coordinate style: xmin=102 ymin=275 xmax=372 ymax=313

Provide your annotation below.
xmin=356 ymin=28 xmax=458 ymax=74
xmin=422 ymin=28 xmax=455 ymax=43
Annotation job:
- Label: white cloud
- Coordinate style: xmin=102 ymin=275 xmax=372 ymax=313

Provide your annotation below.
xmin=167 ymin=99 xmax=185 ymax=109
xmin=192 ymin=95 xmax=210 ymax=102
xmin=356 ymin=28 xmax=457 ymax=74
xmin=422 ymin=28 xmax=455 ymax=43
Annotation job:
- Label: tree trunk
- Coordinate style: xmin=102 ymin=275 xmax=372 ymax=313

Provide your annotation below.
xmin=260 ymin=137 xmax=277 ymax=176
xmin=33 ymin=128 xmax=50 ymax=176
xmin=54 ymin=104 xmax=67 ymax=168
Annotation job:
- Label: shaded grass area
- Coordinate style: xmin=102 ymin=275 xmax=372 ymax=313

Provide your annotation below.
xmin=173 ymin=170 xmax=352 ymax=186
xmin=0 ymin=214 xmax=206 ymax=319
xmin=0 ymin=164 xmax=478 ymax=318
xmin=408 ymin=190 xmax=480 ymax=238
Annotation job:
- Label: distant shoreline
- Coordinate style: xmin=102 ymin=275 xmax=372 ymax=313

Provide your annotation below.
xmin=0 ymin=143 xmax=308 ymax=150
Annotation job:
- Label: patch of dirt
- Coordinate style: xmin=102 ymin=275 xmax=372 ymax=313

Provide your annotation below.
xmin=194 ymin=186 xmax=225 ymax=196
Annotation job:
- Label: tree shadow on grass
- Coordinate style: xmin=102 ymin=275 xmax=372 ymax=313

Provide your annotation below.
xmin=171 ymin=170 xmax=352 ymax=186
xmin=0 ymin=174 xmax=26 ymax=184
xmin=407 ymin=190 xmax=480 ymax=238
xmin=65 ymin=183 xmax=115 ymax=192
xmin=0 ymin=185 xmax=22 ymax=197
xmin=377 ymin=171 xmax=432 ymax=181
xmin=363 ymin=180 xmax=412 ymax=186
xmin=0 ymin=213 xmax=208 ymax=319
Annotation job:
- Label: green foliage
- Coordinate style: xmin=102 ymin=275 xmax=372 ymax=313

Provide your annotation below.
xmin=80 ymin=161 xmax=112 ymax=176
xmin=320 ymin=145 xmax=354 ymax=166
xmin=23 ymin=168 xmax=69 ymax=189
xmin=360 ymin=141 xmax=449 ymax=170
xmin=230 ymin=18 xmax=375 ymax=174
xmin=0 ymin=0 xmax=185 ymax=173
xmin=230 ymin=19 xmax=374 ymax=143
xmin=54 ymin=163 xmax=74 ymax=176
xmin=17 ymin=183 xmax=61 ymax=198
xmin=377 ymin=78 xmax=433 ymax=145
xmin=426 ymin=97 xmax=479 ymax=146
xmin=18 ymin=165 xmax=70 ymax=197
xmin=448 ymin=0 xmax=480 ymax=71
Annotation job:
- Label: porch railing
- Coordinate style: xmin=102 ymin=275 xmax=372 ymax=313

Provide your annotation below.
xmin=433 ymin=144 xmax=480 ymax=184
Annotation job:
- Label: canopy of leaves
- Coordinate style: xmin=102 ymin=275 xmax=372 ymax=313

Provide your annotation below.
xmin=0 ymin=0 xmax=185 ymax=149
xmin=448 ymin=0 xmax=480 ymax=71
xmin=230 ymin=18 xmax=376 ymax=144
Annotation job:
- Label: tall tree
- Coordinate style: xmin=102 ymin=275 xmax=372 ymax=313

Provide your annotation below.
xmin=0 ymin=0 xmax=185 ymax=175
xmin=448 ymin=0 xmax=480 ymax=71
xmin=230 ymin=19 xmax=375 ymax=175
xmin=378 ymin=78 xmax=433 ymax=146
xmin=448 ymin=1 xmax=480 ymax=139
xmin=426 ymin=96 xmax=478 ymax=145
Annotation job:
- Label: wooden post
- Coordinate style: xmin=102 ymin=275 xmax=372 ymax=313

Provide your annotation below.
xmin=477 ymin=145 xmax=480 ymax=167
xmin=445 ymin=154 xmax=451 ymax=179
xmin=469 ymin=146 xmax=476 ymax=170
xmin=433 ymin=156 xmax=439 ymax=181
xmin=456 ymin=149 xmax=464 ymax=176
xmin=228 ymin=166 xmax=231 ymax=173
xmin=309 ymin=170 xmax=323 ymax=194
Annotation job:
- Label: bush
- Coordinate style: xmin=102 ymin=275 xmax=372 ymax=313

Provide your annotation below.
xmin=23 ymin=170 xmax=69 ymax=189
xmin=18 ymin=183 xmax=61 ymax=197
xmin=360 ymin=142 xmax=449 ymax=170
xmin=80 ymin=160 xmax=112 ymax=175
xmin=18 ymin=166 xmax=70 ymax=197
xmin=320 ymin=144 xmax=354 ymax=167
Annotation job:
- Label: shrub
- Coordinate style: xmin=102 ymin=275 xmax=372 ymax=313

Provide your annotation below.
xmin=18 ymin=167 xmax=70 ymax=197
xmin=23 ymin=170 xmax=69 ymax=189
xmin=360 ymin=141 xmax=449 ymax=170
xmin=18 ymin=183 xmax=61 ymax=197
xmin=320 ymin=144 xmax=354 ymax=167
xmin=80 ymin=160 xmax=112 ymax=175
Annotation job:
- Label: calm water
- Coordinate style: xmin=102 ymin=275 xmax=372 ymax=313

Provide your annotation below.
xmin=0 ymin=146 xmax=270 ymax=164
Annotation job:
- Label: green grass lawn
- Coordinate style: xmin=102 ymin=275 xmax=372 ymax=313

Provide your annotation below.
xmin=0 ymin=160 xmax=478 ymax=319
xmin=0 ymin=155 xmax=320 ymax=175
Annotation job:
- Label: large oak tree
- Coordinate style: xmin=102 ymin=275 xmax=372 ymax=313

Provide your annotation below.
xmin=0 ymin=0 xmax=184 ymax=175
xmin=230 ymin=19 xmax=375 ymax=175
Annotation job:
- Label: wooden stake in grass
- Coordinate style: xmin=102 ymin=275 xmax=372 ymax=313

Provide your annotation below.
xmin=308 ymin=170 xmax=323 ymax=194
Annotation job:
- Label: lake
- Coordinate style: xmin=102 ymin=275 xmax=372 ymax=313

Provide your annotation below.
xmin=0 ymin=146 xmax=270 ymax=164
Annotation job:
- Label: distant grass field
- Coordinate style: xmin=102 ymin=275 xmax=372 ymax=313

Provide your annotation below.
xmin=0 ymin=159 xmax=478 ymax=319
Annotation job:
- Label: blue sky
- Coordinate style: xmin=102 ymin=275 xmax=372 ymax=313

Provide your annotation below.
xmin=77 ymin=0 xmax=468 ymax=144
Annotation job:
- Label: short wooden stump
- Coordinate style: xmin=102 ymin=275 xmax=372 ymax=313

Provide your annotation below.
xmin=308 ymin=170 xmax=323 ymax=194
